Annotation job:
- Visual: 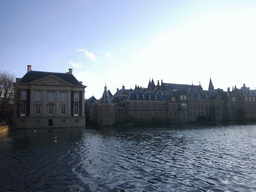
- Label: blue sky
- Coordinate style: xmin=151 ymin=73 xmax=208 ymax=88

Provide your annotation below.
xmin=1 ymin=0 xmax=256 ymax=99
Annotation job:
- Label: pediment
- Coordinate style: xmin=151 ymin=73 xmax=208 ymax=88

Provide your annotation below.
xmin=30 ymin=75 xmax=73 ymax=86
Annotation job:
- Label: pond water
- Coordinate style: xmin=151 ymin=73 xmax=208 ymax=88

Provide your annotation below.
xmin=1 ymin=125 xmax=256 ymax=191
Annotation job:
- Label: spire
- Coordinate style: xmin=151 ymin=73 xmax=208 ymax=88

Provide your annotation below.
xmin=208 ymin=78 xmax=214 ymax=91
xmin=151 ymin=78 xmax=155 ymax=86
xmin=104 ymin=81 xmax=107 ymax=91
xmin=101 ymin=83 xmax=112 ymax=104
xmin=147 ymin=78 xmax=152 ymax=89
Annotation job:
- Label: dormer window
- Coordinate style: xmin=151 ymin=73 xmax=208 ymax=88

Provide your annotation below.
xmin=143 ymin=95 xmax=145 ymax=100
xmin=155 ymin=95 xmax=157 ymax=100
xmin=136 ymin=94 xmax=139 ymax=100
xmin=149 ymin=95 xmax=151 ymax=100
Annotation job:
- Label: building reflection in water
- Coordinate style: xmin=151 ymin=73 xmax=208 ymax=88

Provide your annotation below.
xmin=0 ymin=126 xmax=8 ymax=138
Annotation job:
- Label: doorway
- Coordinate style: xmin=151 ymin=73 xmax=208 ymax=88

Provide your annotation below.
xmin=48 ymin=119 xmax=53 ymax=126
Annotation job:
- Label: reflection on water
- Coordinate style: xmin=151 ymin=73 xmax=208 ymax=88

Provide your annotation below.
xmin=0 ymin=126 xmax=8 ymax=138
xmin=0 ymin=125 xmax=256 ymax=191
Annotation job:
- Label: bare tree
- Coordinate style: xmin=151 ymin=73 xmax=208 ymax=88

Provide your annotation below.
xmin=0 ymin=70 xmax=15 ymax=125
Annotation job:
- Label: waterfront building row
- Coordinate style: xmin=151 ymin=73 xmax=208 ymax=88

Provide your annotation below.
xmin=12 ymin=65 xmax=256 ymax=128
xmin=86 ymin=79 xmax=256 ymax=126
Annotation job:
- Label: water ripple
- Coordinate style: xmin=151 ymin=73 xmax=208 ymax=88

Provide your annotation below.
xmin=1 ymin=126 xmax=256 ymax=191
xmin=70 ymin=126 xmax=256 ymax=191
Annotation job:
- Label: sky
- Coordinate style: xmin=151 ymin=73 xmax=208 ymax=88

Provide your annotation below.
xmin=1 ymin=0 xmax=256 ymax=99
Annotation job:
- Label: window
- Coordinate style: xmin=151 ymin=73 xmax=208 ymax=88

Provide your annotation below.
xmin=74 ymin=106 xmax=79 ymax=116
xmin=172 ymin=97 xmax=175 ymax=102
xmin=36 ymin=92 xmax=41 ymax=100
xmin=180 ymin=95 xmax=184 ymax=100
xmin=61 ymin=105 xmax=66 ymax=114
xmin=75 ymin=119 xmax=79 ymax=123
xmin=20 ymin=119 xmax=25 ymax=124
xmin=61 ymin=119 xmax=65 ymax=123
xmin=74 ymin=93 xmax=79 ymax=101
xmin=35 ymin=105 xmax=41 ymax=114
xmin=48 ymin=92 xmax=54 ymax=100
xmin=48 ymin=105 xmax=53 ymax=114
xmin=20 ymin=105 xmax=26 ymax=116
xmin=21 ymin=91 xmax=27 ymax=100
xmin=36 ymin=119 xmax=40 ymax=124
xmin=61 ymin=93 xmax=66 ymax=101
xmin=181 ymin=103 xmax=187 ymax=109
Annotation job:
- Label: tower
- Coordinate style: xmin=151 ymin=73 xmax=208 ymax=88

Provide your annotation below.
xmin=208 ymin=78 xmax=214 ymax=91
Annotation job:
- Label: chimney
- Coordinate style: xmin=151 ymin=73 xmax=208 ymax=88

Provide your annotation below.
xmin=122 ymin=85 xmax=125 ymax=90
xmin=68 ymin=68 xmax=73 ymax=74
xmin=27 ymin=65 xmax=32 ymax=72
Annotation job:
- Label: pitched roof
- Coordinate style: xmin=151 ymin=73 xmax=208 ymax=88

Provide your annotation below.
xmin=100 ymin=85 xmax=113 ymax=104
xmin=113 ymin=88 xmax=130 ymax=97
xmin=163 ymin=83 xmax=202 ymax=91
xmin=124 ymin=90 xmax=165 ymax=101
xmin=17 ymin=71 xmax=84 ymax=86
xmin=85 ymin=96 xmax=99 ymax=104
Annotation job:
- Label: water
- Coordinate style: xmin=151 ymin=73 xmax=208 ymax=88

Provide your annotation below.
xmin=1 ymin=125 xmax=256 ymax=191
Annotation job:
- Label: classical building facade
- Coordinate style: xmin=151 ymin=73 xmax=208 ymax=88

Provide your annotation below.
xmin=13 ymin=65 xmax=86 ymax=128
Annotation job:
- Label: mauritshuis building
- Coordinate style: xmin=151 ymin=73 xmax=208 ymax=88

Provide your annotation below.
xmin=13 ymin=65 xmax=86 ymax=128
xmin=13 ymin=65 xmax=256 ymax=128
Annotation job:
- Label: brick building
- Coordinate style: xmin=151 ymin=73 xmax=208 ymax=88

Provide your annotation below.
xmin=13 ymin=65 xmax=86 ymax=128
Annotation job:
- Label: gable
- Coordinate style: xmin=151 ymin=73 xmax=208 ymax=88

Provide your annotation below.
xmin=30 ymin=75 xmax=73 ymax=86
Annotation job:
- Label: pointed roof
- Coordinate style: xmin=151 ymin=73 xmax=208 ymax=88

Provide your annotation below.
xmin=147 ymin=78 xmax=156 ymax=90
xmin=100 ymin=85 xmax=113 ymax=104
xmin=208 ymin=78 xmax=214 ymax=91
xmin=85 ymin=96 xmax=99 ymax=104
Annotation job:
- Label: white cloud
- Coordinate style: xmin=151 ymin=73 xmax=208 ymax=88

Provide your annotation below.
xmin=106 ymin=52 xmax=112 ymax=59
xmin=75 ymin=7 xmax=256 ymax=99
xmin=69 ymin=61 xmax=83 ymax=68
xmin=77 ymin=49 xmax=97 ymax=61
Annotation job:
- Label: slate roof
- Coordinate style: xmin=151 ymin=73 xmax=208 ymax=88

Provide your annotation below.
xmin=113 ymin=88 xmax=131 ymax=97
xmin=163 ymin=83 xmax=202 ymax=91
xmin=17 ymin=71 xmax=84 ymax=86
xmin=85 ymin=96 xmax=99 ymax=104
xmin=100 ymin=85 xmax=113 ymax=104
xmin=124 ymin=90 xmax=165 ymax=101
